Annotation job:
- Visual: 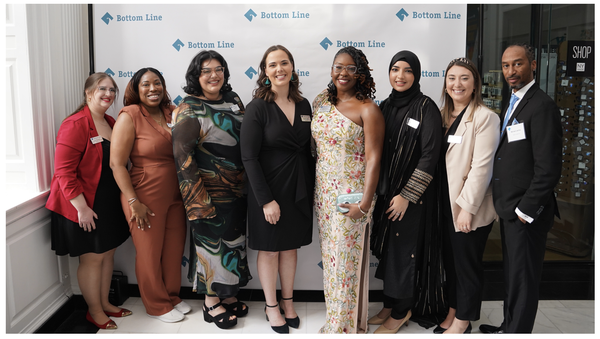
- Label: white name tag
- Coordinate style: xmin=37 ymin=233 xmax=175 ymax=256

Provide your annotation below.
xmin=448 ymin=135 xmax=462 ymax=144
xmin=318 ymin=105 xmax=331 ymax=113
xmin=506 ymin=123 xmax=526 ymax=142
xmin=230 ymin=104 xmax=240 ymax=112
xmin=407 ymin=118 xmax=420 ymax=129
xmin=300 ymin=115 xmax=311 ymax=122
xmin=90 ymin=136 xmax=103 ymax=144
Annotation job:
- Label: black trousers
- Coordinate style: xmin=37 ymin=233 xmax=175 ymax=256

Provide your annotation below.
xmin=500 ymin=200 xmax=554 ymax=333
xmin=443 ymin=218 xmax=493 ymax=321
xmin=383 ymin=295 xmax=413 ymax=320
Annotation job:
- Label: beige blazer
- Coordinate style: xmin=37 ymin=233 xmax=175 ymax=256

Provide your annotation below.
xmin=445 ymin=103 xmax=500 ymax=231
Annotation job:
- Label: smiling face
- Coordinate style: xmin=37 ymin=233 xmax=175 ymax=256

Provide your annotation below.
xmin=138 ymin=71 xmax=164 ymax=109
xmin=389 ymin=60 xmax=415 ymax=92
xmin=265 ymin=49 xmax=293 ymax=89
xmin=198 ymin=58 xmax=224 ymax=100
xmin=86 ymin=77 xmax=116 ymax=114
xmin=445 ymin=65 xmax=475 ymax=106
xmin=502 ymin=45 xmax=536 ymax=92
xmin=331 ymin=53 xmax=358 ymax=92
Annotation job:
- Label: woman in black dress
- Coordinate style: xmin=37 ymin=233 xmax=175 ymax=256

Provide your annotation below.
xmin=240 ymin=45 xmax=314 ymax=334
xmin=45 ymin=73 xmax=131 ymax=330
xmin=369 ymin=51 xmax=445 ymax=333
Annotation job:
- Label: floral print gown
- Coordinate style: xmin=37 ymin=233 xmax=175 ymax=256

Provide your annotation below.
xmin=311 ymin=91 xmax=375 ymax=334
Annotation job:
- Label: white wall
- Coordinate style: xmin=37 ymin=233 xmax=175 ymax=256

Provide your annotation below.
xmin=5 ymin=4 xmax=89 ymax=333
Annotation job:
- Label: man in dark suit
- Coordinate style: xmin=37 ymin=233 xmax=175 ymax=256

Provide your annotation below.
xmin=480 ymin=43 xmax=562 ymax=333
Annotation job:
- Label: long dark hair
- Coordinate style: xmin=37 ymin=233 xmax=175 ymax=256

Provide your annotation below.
xmin=123 ymin=67 xmax=172 ymax=108
xmin=327 ymin=46 xmax=376 ymax=106
xmin=253 ymin=45 xmax=303 ymax=103
xmin=183 ymin=50 xmax=232 ymax=96
xmin=67 ymin=72 xmax=118 ymax=119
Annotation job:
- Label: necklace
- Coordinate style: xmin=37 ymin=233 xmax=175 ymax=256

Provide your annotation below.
xmin=151 ymin=114 xmax=163 ymax=127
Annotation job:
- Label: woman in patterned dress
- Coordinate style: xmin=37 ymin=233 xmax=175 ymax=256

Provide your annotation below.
xmin=311 ymin=46 xmax=384 ymax=333
xmin=172 ymin=50 xmax=251 ymax=330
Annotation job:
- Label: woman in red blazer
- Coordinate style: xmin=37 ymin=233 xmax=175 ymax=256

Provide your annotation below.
xmin=46 ymin=73 xmax=131 ymax=330
xmin=435 ymin=58 xmax=500 ymax=334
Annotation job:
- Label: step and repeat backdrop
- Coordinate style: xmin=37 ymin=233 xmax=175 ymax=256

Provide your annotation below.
xmin=94 ymin=3 xmax=466 ymax=290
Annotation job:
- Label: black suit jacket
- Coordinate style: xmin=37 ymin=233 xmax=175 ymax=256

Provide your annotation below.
xmin=492 ymin=83 xmax=562 ymax=221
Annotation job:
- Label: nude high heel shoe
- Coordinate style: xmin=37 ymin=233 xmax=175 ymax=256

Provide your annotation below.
xmin=374 ymin=310 xmax=411 ymax=334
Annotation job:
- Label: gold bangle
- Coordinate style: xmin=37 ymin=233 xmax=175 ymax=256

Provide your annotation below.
xmin=128 ymin=198 xmax=138 ymax=205
xmin=357 ymin=204 xmax=367 ymax=215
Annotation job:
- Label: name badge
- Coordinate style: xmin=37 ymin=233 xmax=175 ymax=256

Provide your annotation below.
xmin=506 ymin=123 xmax=526 ymax=143
xmin=448 ymin=135 xmax=462 ymax=144
xmin=230 ymin=104 xmax=240 ymax=112
xmin=407 ymin=118 xmax=420 ymax=129
xmin=318 ymin=105 xmax=331 ymax=113
xmin=301 ymin=115 xmax=311 ymax=122
xmin=90 ymin=136 xmax=103 ymax=144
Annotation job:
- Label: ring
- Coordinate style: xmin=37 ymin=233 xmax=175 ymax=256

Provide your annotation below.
xmin=396 ymin=212 xmax=400 ymax=216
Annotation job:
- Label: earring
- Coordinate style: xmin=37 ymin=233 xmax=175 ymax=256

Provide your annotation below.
xmin=265 ymin=78 xmax=271 ymax=86
xmin=291 ymin=74 xmax=295 ymax=81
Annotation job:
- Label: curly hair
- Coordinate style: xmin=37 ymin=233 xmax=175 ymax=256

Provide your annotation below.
xmin=182 ymin=50 xmax=232 ymax=96
xmin=253 ymin=45 xmax=303 ymax=103
xmin=123 ymin=67 xmax=172 ymax=109
xmin=327 ymin=46 xmax=376 ymax=106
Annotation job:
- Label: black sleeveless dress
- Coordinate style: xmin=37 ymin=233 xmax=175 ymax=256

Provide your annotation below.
xmin=51 ymin=139 xmax=130 ymax=256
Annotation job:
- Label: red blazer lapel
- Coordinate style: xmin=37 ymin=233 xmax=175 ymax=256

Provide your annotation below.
xmin=83 ymin=105 xmax=104 ymax=162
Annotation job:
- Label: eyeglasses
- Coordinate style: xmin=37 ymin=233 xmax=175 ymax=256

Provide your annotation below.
xmin=332 ymin=64 xmax=357 ymax=75
xmin=200 ymin=66 xmax=225 ymax=76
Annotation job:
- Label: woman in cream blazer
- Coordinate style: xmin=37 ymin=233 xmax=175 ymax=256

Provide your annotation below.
xmin=435 ymin=58 xmax=500 ymax=334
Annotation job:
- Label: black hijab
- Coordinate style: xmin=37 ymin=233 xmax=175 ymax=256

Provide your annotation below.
xmin=373 ymin=50 xmax=430 ymax=257
xmin=387 ymin=50 xmax=423 ymax=108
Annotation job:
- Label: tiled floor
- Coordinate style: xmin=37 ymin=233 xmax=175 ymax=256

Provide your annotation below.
xmin=100 ymin=298 xmax=595 ymax=334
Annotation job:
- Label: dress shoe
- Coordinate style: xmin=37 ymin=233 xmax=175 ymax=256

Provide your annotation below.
xmin=265 ymin=303 xmax=289 ymax=334
xmin=174 ymin=300 xmax=192 ymax=314
xmin=280 ymin=297 xmax=299 ymax=328
xmin=147 ymin=308 xmax=185 ymax=323
xmin=479 ymin=324 xmax=504 ymax=333
xmin=374 ymin=310 xmax=411 ymax=334
xmin=368 ymin=313 xmax=390 ymax=325
xmin=86 ymin=311 xmax=117 ymax=329
xmin=105 ymin=308 xmax=132 ymax=317
xmin=433 ymin=325 xmax=447 ymax=334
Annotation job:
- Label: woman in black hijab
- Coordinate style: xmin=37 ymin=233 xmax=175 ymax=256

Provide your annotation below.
xmin=369 ymin=51 xmax=445 ymax=333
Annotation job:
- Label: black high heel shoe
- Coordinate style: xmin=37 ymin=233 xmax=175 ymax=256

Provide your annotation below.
xmin=464 ymin=322 xmax=472 ymax=334
xmin=279 ymin=297 xmax=300 ymax=329
xmin=203 ymin=302 xmax=237 ymax=329
xmin=265 ymin=303 xmax=289 ymax=334
xmin=221 ymin=298 xmax=249 ymax=317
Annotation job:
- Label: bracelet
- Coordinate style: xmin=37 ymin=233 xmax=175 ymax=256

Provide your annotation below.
xmin=357 ymin=204 xmax=367 ymax=215
xmin=128 ymin=198 xmax=138 ymax=205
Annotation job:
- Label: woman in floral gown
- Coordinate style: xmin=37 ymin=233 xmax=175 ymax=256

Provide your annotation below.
xmin=311 ymin=46 xmax=384 ymax=333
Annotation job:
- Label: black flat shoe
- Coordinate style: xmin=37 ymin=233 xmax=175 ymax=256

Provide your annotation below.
xmin=221 ymin=299 xmax=249 ymax=317
xmin=433 ymin=325 xmax=447 ymax=334
xmin=265 ymin=303 xmax=289 ymax=334
xmin=203 ymin=302 xmax=237 ymax=329
xmin=280 ymin=297 xmax=300 ymax=329
xmin=479 ymin=323 xmax=503 ymax=334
